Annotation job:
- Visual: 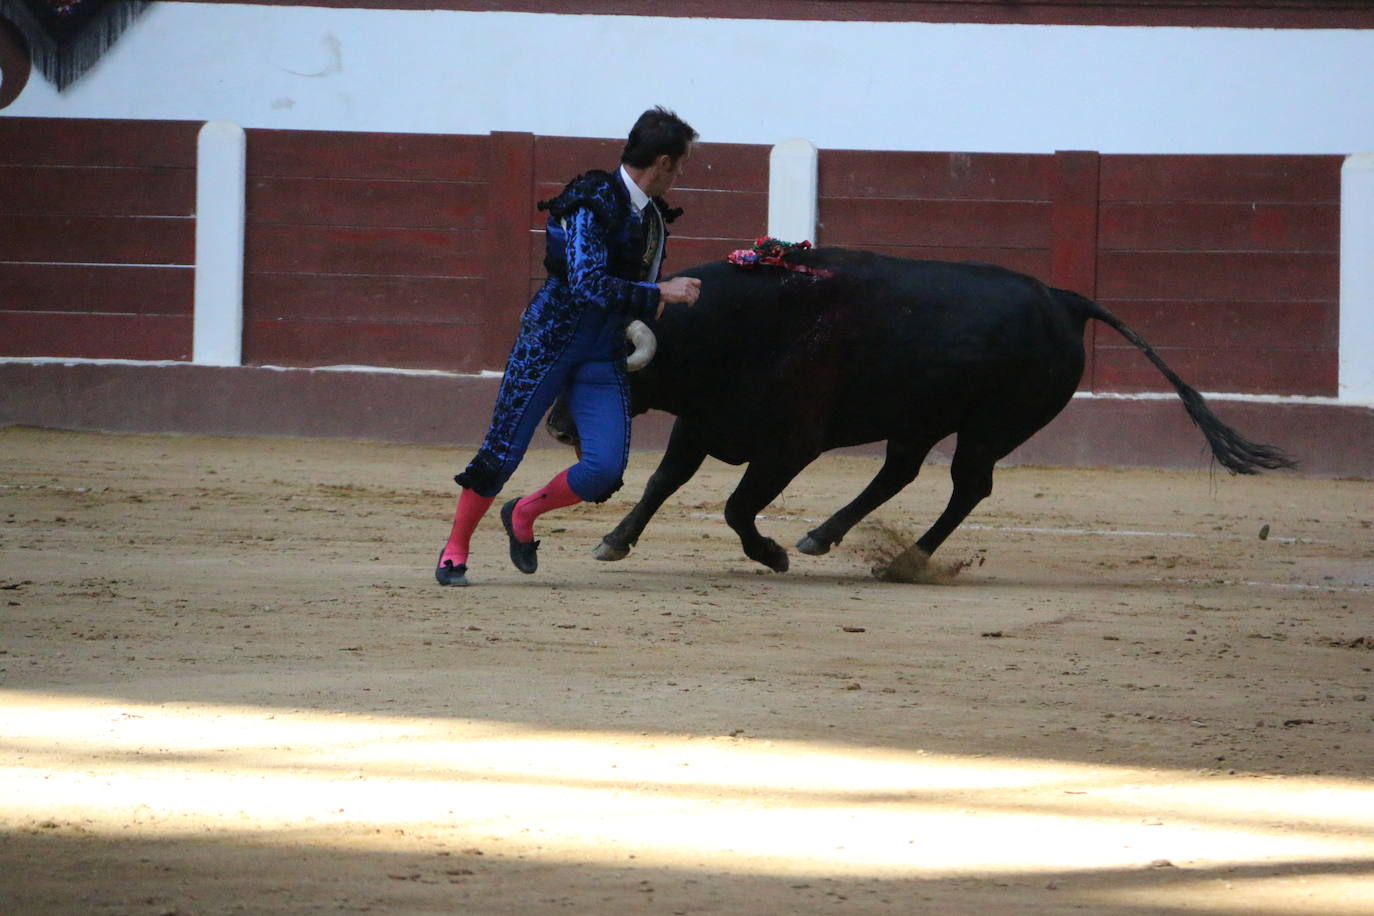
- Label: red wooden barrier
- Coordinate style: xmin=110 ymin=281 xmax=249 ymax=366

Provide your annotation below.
xmin=817 ymin=148 xmax=1340 ymax=396
xmin=0 ymin=118 xmax=1344 ymax=395
xmin=1094 ymin=155 xmax=1341 ymax=396
xmin=241 ymin=128 xmax=492 ymax=371
xmin=240 ymin=130 xmax=769 ymax=372
xmin=0 ymin=117 xmax=198 ymax=360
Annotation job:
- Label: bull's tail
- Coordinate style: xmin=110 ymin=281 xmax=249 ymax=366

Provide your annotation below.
xmin=1053 ymin=288 xmax=1294 ymax=475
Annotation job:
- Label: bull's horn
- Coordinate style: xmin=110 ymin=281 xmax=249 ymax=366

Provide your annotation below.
xmin=625 ymin=319 xmax=656 ymax=371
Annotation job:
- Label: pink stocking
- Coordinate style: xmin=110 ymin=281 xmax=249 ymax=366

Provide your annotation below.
xmin=441 ymin=488 xmax=495 ymax=566
xmin=511 ymin=468 xmax=581 ymax=542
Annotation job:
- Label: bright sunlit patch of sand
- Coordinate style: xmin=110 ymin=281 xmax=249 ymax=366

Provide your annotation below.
xmin=2 ymin=691 xmax=1372 ymax=905
xmin=1085 ymin=874 xmax=1374 ymax=915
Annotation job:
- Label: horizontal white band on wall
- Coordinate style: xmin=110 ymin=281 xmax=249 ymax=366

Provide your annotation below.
xmin=5 ymin=3 xmax=1374 ymax=155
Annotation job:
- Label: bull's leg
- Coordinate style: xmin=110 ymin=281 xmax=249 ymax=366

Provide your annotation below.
xmin=911 ymin=442 xmax=996 ymax=558
xmin=797 ymin=436 xmax=938 ymax=556
xmin=594 ymin=419 xmax=708 ymax=561
xmin=723 ymin=453 xmax=817 ymax=573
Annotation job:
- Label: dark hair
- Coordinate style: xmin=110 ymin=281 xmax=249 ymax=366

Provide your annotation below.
xmin=620 ymin=107 xmax=698 ymax=168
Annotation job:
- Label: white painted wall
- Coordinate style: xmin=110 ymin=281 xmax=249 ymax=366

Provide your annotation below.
xmin=3 ymin=2 xmax=1374 ymax=154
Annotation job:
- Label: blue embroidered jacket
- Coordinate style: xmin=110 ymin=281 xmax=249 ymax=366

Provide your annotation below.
xmin=455 ymin=169 xmax=680 ymax=496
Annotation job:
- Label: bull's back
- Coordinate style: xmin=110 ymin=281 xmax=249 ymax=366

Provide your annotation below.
xmin=661 ymin=252 xmax=1089 ymax=453
xmin=812 ymin=255 xmax=1087 ymax=444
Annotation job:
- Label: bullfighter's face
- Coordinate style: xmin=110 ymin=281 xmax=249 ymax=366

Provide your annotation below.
xmin=645 ymin=145 xmax=691 ymax=197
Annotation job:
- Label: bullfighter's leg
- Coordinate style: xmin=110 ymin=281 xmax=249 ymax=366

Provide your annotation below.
xmin=796 ymin=435 xmax=940 ymax=556
xmin=724 ymin=452 xmax=819 ymax=573
xmin=595 ymin=418 xmax=708 ymax=561
xmin=501 ymin=358 xmax=630 ymax=574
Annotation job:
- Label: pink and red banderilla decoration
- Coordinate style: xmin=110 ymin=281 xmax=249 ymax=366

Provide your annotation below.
xmin=727 ymin=237 xmax=836 ymax=279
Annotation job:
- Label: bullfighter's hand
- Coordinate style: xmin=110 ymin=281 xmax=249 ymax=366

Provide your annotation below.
xmin=658 ymin=276 xmax=701 ymax=306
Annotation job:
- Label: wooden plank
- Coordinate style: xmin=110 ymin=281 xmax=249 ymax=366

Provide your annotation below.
xmin=1101 ymin=299 xmax=1338 ymax=350
xmin=819 ymin=150 xmax=1053 ymax=200
xmin=1096 ymin=251 xmax=1339 ymax=301
xmin=243 ymin=319 xmax=485 ymax=371
xmin=246 ymin=129 xmax=488 ymax=180
xmin=819 ymin=198 xmax=1050 ymax=248
xmin=652 ymin=189 xmax=767 ymax=240
xmin=1050 ymin=151 xmax=1100 ymax=390
xmin=1092 ymin=345 xmax=1337 ymax=397
xmin=1098 ymin=201 xmax=1338 ymax=252
xmin=663 ymin=236 xmax=755 ymax=276
xmin=526 ymin=230 xmax=549 ymax=280
xmin=1100 ymin=155 xmax=1342 ymax=203
xmin=0 ymin=214 xmax=195 ymax=265
xmin=0 ymin=312 xmax=191 ymax=360
xmin=245 ymin=225 xmax=486 ymax=277
xmin=676 ymin=142 xmax=771 ymax=194
xmin=528 ymin=184 xmax=768 ymax=236
xmin=535 ymin=137 xmax=768 ymax=192
xmin=484 ymin=131 xmax=536 ymax=367
xmin=0 ymin=263 xmax=192 ymax=315
xmin=1050 ymin=151 xmax=1100 ymax=294
xmin=245 ymin=273 xmax=486 ymax=323
xmin=533 ymin=136 xmax=624 ymax=184
xmin=247 ymin=176 xmax=486 ymax=229
xmin=0 ymin=166 xmax=195 ymax=217
xmin=0 ymin=118 xmax=199 ymax=168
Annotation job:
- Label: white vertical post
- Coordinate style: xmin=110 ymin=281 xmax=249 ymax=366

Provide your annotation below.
xmin=194 ymin=120 xmax=246 ymax=367
xmin=1340 ymin=153 xmax=1374 ymax=404
xmin=768 ymin=138 xmax=819 ymax=244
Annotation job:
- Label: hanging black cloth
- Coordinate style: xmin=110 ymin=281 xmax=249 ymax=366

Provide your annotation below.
xmin=0 ymin=0 xmax=150 ymax=91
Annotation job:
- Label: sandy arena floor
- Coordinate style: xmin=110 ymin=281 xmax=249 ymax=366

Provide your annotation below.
xmin=1 ymin=426 xmax=1372 ymax=915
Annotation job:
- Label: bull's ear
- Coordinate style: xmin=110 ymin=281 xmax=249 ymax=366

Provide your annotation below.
xmin=625 ymin=320 xmax=656 ymax=371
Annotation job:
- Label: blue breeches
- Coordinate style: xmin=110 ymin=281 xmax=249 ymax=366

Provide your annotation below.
xmin=462 ymin=331 xmax=631 ymax=502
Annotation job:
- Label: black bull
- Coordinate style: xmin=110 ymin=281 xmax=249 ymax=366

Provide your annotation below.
xmin=547 ymin=248 xmax=1292 ymax=574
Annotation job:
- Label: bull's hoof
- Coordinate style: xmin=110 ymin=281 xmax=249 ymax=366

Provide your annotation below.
xmin=749 ymin=539 xmax=789 ymax=573
xmin=795 ymin=533 xmax=830 ymax=556
xmin=593 ymin=538 xmax=630 ymax=562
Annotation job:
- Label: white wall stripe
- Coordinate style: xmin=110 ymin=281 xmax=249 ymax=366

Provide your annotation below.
xmin=768 ymin=139 xmax=818 ymax=244
xmin=192 ymin=120 xmax=246 ymax=368
xmin=1340 ymin=153 xmax=1374 ymax=404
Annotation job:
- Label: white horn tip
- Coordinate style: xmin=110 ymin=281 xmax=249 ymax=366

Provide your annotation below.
xmin=625 ymin=319 xmax=656 ymax=371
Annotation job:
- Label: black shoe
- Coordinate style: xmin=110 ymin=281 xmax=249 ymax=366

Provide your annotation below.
xmin=435 ymin=554 xmax=469 ymax=586
xmin=500 ymin=499 xmax=539 ymax=574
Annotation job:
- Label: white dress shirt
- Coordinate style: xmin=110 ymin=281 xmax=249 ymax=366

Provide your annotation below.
xmin=619 ymin=165 xmax=665 ymax=283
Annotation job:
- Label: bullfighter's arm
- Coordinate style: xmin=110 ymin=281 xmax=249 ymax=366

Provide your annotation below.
xmin=564 ymin=208 xmax=661 ymax=324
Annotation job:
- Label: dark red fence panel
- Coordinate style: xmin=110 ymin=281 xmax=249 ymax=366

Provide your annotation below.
xmin=818 ymin=148 xmax=1340 ymax=396
xmin=1 ymin=118 xmax=1344 ymax=393
xmin=0 ymin=117 xmax=198 ymax=360
xmin=1095 ymin=155 xmax=1342 ymax=395
xmin=242 ymin=129 xmax=493 ymax=371
xmin=817 ymin=150 xmax=1056 ymax=280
